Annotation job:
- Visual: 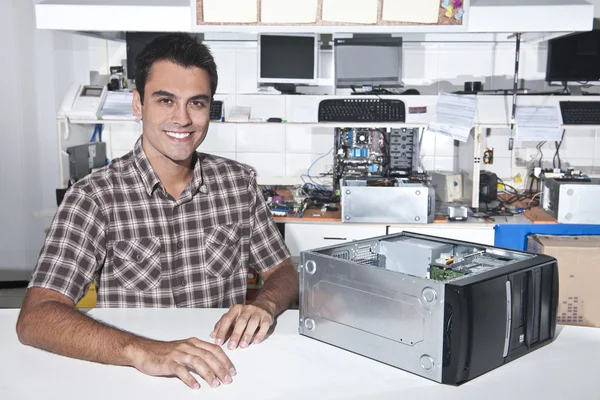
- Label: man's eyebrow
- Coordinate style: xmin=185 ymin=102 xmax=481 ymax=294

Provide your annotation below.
xmin=151 ymin=90 xmax=176 ymax=99
xmin=188 ymin=94 xmax=211 ymax=102
xmin=150 ymin=91 xmax=210 ymax=103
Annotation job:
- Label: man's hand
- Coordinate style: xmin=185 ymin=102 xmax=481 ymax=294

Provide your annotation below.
xmin=210 ymin=304 xmax=275 ymax=350
xmin=129 ymin=337 xmax=236 ymax=390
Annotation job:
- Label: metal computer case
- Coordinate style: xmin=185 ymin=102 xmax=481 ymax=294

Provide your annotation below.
xmin=542 ymin=178 xmax=600 ymax=224
xmin=298 ymin=232 xmax=559 ymax=385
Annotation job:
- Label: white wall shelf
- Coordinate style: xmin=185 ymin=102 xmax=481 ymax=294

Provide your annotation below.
xmin=35 ymin=0 xmax=192 ymax=32
xmin=67 ymin=119 xmax=139 ymax=125
xmin=35 ymin=0 xmax=594 ymax=39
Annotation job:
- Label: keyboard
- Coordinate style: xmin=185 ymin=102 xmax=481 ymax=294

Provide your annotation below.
xmin=318 ymin=98 xmax=405 ymax=123
xmin=559 ymin=101 xmax=600 ymax=125
xmin=210 ymin=100 xmax=223 ymax=120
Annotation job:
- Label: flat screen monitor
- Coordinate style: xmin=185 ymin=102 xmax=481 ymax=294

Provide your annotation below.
xmin=334 ymin=36 xmax=403 ymax=88
xmin=258 ymin=34 xmax=318 ymax=85
xmin=546 ymin=29 xmax=600 ymax=83
xmin=126 ymin=32 xmax=170 ymax=81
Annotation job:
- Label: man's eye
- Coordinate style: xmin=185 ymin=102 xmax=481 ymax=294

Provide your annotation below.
xmin=190 ymin=101 xmax=205 ymax=108
xmin=159 ymin=98 xmax=173 ymax=104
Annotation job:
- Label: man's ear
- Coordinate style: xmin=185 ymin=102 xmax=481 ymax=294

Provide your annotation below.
xmin=133 ymin=88 xmax=143 ymax=119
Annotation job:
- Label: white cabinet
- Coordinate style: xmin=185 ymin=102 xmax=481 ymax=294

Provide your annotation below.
xmin=284 ymin=223 xmax=386 ymax=259
xmin=387 ymin=225 xmax=495 ymax=245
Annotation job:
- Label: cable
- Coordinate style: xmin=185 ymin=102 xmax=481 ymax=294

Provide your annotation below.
xmin=529 ymin=192 xmax=543 ymax=207
xmin=553 ymin=129 xmax=566 ymax=169
xmin=305 ymin=147 xmax=334 ymax=189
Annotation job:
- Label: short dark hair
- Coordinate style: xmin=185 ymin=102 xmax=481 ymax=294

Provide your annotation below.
xmin=134 ymin=33 xmax=218 ymax=104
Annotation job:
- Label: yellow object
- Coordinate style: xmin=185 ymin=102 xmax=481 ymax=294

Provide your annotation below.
xmin=76 ymin=283 xmax=97 ymax=308
xmin=445 ymin=5 xmax=454 ymax=17
xmin=514 ymin=174 xmax=523 ymax=184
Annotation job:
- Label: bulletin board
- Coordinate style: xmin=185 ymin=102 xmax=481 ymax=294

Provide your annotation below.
xmin=193 ymin=0 xmax=467 ymax=29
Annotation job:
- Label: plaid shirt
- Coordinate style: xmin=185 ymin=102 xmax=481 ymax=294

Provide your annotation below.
xmin=29 ymin=137 xmax=290 ymax=307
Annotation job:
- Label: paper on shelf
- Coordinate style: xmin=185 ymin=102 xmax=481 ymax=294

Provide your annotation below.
xmin=382 ymin=0 xmax=439 ymax=24
xmin=99 ymin=91 xmax=135 ymax=120
xmin=428 ymin=122 xmax=471 ymax=142
xmin=428 ymin=93 xmax=477 ymax=142
xmin=322 ymin=0 xmax=378 ymax=24
xmin=261 ymin=0 xmax=318 ymax=23
xmin=515 ymin=105 xmax=562 ymax=142
xmin=203 ymin=0 xmax=257 ymax=23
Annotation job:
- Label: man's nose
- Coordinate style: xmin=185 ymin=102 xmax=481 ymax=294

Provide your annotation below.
xmin=171 ymin=103 xmax=192 ymax=126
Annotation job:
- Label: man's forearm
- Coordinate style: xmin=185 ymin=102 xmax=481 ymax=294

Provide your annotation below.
xmin=252 ymin=258 xmax=299 ymax=317
xmin=17 ymin=298 xmax=143 ymax=366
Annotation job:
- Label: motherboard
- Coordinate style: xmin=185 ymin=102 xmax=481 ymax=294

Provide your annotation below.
xmin=333 ymin=127 xmax=420 ymax=187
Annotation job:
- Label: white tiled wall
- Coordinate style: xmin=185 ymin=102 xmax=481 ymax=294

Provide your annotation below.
xmin=100 ymin=39 xmax=600 ymax=185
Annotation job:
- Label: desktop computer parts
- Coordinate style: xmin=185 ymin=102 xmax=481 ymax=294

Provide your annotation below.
xmin=430 ymin=171 xmax=463 ymax=203
xmin=333 ymin=127 xmax=419 ymax=183
xmin=479 ymin=170 xmax=498 ymax=204
xmin=67 ymin=142 xmax=107 ymax=182
xmin=542 ymin=177 xmax=600 ymax=224
xmin=333 ymin=127 xmax=434 ymax=224
xmin=299 ymin=231 xmax=559 ymax=385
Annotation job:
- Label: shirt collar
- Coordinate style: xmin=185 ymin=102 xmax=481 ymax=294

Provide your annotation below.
xmin=133 ymin=137 xmax=207 ymax=196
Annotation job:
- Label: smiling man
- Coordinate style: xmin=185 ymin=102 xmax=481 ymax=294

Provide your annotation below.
xmin=16 ymin=33 xmax=299 ymax=390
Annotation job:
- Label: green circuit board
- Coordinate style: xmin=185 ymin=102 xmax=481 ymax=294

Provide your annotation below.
xmin=430 ymin=265 xmax=467 ymax=281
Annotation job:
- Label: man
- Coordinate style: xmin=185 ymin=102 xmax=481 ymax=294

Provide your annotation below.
xmin=16 ymin=33 xmax=299 ymax=390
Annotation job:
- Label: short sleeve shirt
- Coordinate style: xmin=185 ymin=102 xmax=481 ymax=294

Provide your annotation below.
xmin=28 ymin=137 xmax=291 ymax=307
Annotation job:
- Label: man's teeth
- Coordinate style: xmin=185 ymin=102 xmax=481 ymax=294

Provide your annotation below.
xmin=165 ymin=131 xmax=191 ymax=139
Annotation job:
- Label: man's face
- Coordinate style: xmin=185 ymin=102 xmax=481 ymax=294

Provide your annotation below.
xmin=133 ymin=60 xmax=211 ymax=165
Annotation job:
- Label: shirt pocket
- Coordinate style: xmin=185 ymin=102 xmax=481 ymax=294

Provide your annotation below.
xmin=203 ymin=223 xmax=243 ymax=278
xmin=112 ymin=237 xmax=162 ymax=291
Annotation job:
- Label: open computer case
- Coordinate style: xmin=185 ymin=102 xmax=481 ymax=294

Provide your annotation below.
xmin=298 ymin=231 xmax=559 ymax=385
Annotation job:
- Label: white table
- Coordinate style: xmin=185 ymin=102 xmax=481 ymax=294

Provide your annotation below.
xmin=1 ymin=308 xmax=599 ymax=400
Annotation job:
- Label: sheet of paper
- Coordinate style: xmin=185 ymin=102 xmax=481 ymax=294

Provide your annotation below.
xmin=428 ymin=122 xmax=471 ymax=142
xmin=515 ymin=105 xmax=562 ymax=142
xmin=382 ymin=0 xmax=440 ymax=23
xmin=435 ymin=93 xmax=477 ymax=129
xmin=261 ymin=0 xmax=318 ymax=23
xmin=203 ymin=0 xmax=257 ymax=23
xmin=99 ymin=91 xmax=134 ymax=120
xmin=322 ymin=0 xmax=378 ymax=24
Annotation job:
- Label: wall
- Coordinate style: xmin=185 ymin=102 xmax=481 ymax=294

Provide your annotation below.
xmin=4 ymin=20 xmax=600 ymax=276
xmin=100 ymin=37 xmax=600 ymax=190
xmin=0 ymin=0 xmax=119 ymax=279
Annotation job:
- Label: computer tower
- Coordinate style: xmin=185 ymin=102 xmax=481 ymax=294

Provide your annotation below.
xmin=66 ymin=142 xmax=107 ymax=182
xmin=299 ymin=231 xmax=559 ymax=385
xmin=542 ymin=177 xmax=600 ymax=224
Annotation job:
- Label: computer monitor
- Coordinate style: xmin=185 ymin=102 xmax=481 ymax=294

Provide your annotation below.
xmin=257 ymin=34 xmax=319 ymax=88
xmin=126 ymin=32 xmax=167 ymax=81
xmin=334 ymin=36 xmax=403 ymax=88
xmin=546 ymin=29 xmax=600 ymax=83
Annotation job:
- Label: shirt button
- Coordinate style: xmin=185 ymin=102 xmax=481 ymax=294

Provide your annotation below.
xmin=135 ymin=254 xmax=142 ymax=262
xmin=177 ymin=241 xmax=183 ymax=249
xmin=180 ymin=280 xmax=187 ymax=287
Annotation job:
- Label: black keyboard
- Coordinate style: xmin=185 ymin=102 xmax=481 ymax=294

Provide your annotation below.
xmin=318 ymin=98 xmax=405 ymax=122
xmin=210 ymin=100 xmax=223 ymax=120
xmin=559 ymin=101 xmax=600 ymax=125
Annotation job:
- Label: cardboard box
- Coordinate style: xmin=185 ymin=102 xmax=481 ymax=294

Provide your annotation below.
xmin=527 ymin=235 xmax=600 ymax=328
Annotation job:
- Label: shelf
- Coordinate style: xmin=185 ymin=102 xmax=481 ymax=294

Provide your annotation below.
xmin=63 ymin=118 xmax=139 ymax=125
xmin=35 ymin=0 xmax=594 ymax=37
xmin=211 ymin=121 xmax=429 ymax=127
xmin=36 ymin=0 xmax=192 ymax=32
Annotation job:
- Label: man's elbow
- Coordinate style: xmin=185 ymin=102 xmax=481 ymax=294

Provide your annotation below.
xmin=16 ymin=309 xmax=32 ymax=345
